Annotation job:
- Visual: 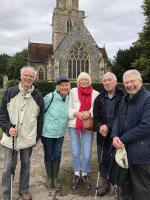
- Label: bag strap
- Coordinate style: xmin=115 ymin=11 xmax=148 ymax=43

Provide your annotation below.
xmin=44 ymin=93 xmax=54 ymax=113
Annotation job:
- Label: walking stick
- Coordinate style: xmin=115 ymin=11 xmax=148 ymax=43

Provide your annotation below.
xmin=94 ymin=140 xmax=104 ymax=200
xmin=11 ymin=136 xmax=15 ymax=200
xmin=95 ymin=171 xmax=100 ymax=200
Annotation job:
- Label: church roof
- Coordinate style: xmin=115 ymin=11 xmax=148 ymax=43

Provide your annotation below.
xmin=28 ymin=42 xmax=53 ymax=64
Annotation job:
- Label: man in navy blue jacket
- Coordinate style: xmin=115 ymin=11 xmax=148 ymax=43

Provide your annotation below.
xmin=112 ymin=69 xmax=150 ymax=200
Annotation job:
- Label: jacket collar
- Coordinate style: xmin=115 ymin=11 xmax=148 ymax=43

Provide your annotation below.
xmin=126 ymin=87 xmax=144 ymax=104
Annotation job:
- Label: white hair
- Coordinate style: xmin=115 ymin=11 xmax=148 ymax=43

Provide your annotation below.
xmin=20 ymin=66 xmax=37 ymax=80
xmin=77 ymin=72 xmax=91 ymax=86
xmin=123 ymin=69 xmax=142 ymax=82
xmin=102 ymin=72 xmax=117 ymax=81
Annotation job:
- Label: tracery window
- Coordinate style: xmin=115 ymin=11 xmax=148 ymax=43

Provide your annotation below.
xmin=67 ymin=19 xmax=72 ymax=33
xmin=68 ymin=42 xmax=89 ymax=79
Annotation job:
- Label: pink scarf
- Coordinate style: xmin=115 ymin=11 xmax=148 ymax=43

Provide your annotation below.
xmin=76 ymin=85 xmax=93 ymax=134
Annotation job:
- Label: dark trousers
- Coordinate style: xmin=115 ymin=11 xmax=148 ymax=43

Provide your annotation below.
xmin=120 ymin=164 xmax=150 ymax=200
xmin=97 ymin=134 xmax=112 ymax=178
xmin=41 ymin=136 xmax=64 ymax=162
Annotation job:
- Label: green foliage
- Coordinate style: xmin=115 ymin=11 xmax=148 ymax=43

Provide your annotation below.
xmin=132 ymin=55 xmax=150 ymax=82
xmin=0 ymin=128 xmax=2 ymax=140
xmin=36 ymin=82 xmax=56 ymax=96
xmin=70 ymin=82 xmax=77 ymax=88
xmin=111 ymin=0 xmax=150 ymax=82
xmin=37 ymin=82 xmax=78 ymax=96
xmin=6 ymin=49 xmax=28 ymax=79
xmin=7 ymin=79 xmax=19 ymax=88
xmin=0 ymin=54 xmax=10 ymax=75
xmin=0 ymin=74 xmax=3 ymax=88
xmin=131 ymin=0 xmax=150 ymax=82
xmin=0 ymin=89 xmax=4 ymax=106
xmin=111 ymin=46 xmax=142 ymax=82
xmin=92 ymin=82 xmax=104 ymax=92
xmin=37 ymin=82 xmax=105 ymax=96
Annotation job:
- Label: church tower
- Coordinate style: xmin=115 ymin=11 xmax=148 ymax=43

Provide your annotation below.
xmin=57 ymin=0 xmax=78 ymax=10
xmin=52 ymin=0 xmax=84 ymax=51
xmin=28 ymin=0 xmax=109 ymax=82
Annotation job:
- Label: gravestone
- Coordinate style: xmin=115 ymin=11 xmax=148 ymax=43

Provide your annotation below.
xmin=3 ymin=75 xmax=8 ymax=89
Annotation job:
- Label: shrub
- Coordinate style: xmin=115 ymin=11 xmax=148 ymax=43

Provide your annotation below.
xmin=36 ymin=82 xmax=56 ymax=96
xmin=7 ymin=79 xmax=19 ymax=87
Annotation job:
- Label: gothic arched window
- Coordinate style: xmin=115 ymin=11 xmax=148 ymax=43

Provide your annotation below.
xmin=67 ymin=19 xmax=72 ymax=33
xmin=39 ymin=68 xmax=44 ymax=81
xmin=68 ymin=42 xmax=90 ymax=79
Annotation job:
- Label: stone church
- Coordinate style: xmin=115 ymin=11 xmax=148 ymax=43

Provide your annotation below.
xmin=28 ymin=0 xmax=109 ymax=82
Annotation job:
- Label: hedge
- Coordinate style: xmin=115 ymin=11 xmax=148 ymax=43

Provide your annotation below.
xmin=3 ymin=80 xmax=150 ymax=97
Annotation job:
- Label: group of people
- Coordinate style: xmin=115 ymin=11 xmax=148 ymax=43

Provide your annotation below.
xmin=0 ymin=66 xmax=150 ymax=200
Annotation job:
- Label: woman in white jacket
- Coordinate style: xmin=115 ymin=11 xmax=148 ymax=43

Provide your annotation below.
xmin=68 ymin=72 xmax=99 ymax=189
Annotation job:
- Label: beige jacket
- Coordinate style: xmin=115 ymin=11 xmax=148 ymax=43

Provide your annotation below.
xmin=1 ymin=86 xmax=40 ymax=150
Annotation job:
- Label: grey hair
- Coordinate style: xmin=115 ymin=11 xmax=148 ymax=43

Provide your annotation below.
xmin=123 ymin=69 xmax=142 ymax=82
xmin=102 ymin=72 xmax=117 ymax=81
xmin=20 ymin=66 xmax=37 ymax=80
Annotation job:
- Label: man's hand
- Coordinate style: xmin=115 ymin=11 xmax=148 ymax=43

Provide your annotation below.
xmin=9 ymin=127 xmax=17 ymax=137
xmin=113 ymin=136 xmax=124 ymax=149
xmin=99 ymin=124 xmax=108 ymax=137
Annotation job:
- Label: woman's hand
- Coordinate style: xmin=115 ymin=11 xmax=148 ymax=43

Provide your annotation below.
xmin=74 ymin=111 xmax=83 ymax=119
xmin=82 ymin=111 xmax=90 ymax=119
xmin=74 ymin=111 xmax=90 ymax=120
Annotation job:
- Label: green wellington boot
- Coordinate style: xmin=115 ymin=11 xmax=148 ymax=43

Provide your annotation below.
xmin=45 ymin=161 xmax=53 ymax=188
xmin=53 ymin=160 xmax=61 ymax=190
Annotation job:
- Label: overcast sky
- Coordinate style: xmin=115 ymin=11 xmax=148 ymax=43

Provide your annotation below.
xmin=0 ymin=0 xmax=145 ymax=59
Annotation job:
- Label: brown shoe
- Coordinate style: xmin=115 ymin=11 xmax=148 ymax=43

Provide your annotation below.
xmin=21 ymin=192 xmax=32 ymax=200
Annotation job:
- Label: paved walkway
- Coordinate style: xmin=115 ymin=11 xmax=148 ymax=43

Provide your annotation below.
xmin=0 ymin=131 xmax=113 ymax=200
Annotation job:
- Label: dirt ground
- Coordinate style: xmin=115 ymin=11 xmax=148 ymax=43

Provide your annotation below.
xmin=0 ymin=130 xmax=113 ymax=200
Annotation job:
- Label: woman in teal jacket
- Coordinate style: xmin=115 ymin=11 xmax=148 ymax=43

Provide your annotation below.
xmin=41 ymin=76 xmax=70 ymax=190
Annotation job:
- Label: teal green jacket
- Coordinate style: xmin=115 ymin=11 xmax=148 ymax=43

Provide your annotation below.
xmin=42 ymin=90 xmax=69 ymax=138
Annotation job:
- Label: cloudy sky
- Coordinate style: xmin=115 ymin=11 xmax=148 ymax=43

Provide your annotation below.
xmin=0 ymin=0 xmax=145 ymax=59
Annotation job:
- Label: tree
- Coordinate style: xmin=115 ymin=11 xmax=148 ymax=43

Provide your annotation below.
xmin=0 ymin=54 xmax=10 ymax=75
xmin=111 ymin=46 xmax=142 ymax=81
xmin=0 ymin=54 xmax=11 ymax=87
xmin=7 ymin=49 xmax=28 ymax=79
xmin=132 ymin=0 xmax=150 ymax=82
xmin=111 ymin=0 xmax=150 ymax=82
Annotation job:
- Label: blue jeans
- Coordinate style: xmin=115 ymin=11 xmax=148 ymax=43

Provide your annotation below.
xmin=2 ymin=146 xmax=32 ymax=199
xmin=41 ymin=136 xmax=64 ymax=162
xmin=69 ymin=127 xmax=93 ymax=174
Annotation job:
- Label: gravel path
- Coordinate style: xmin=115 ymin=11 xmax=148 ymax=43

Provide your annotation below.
xmin=0 ymin=131 xmax=113 ymax=200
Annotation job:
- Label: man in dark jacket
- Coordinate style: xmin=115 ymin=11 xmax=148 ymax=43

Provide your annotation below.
xmin=93 ymin=72 xmax=124 ymax=196
xmin=112 ymin=69 xmax=150 ymax=200
xmin=0 ymin=66 xmax=44 ymax=200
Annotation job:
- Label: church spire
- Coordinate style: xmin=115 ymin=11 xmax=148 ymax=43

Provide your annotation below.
xmin=56 ymin=0 xmax=78 ymax=10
